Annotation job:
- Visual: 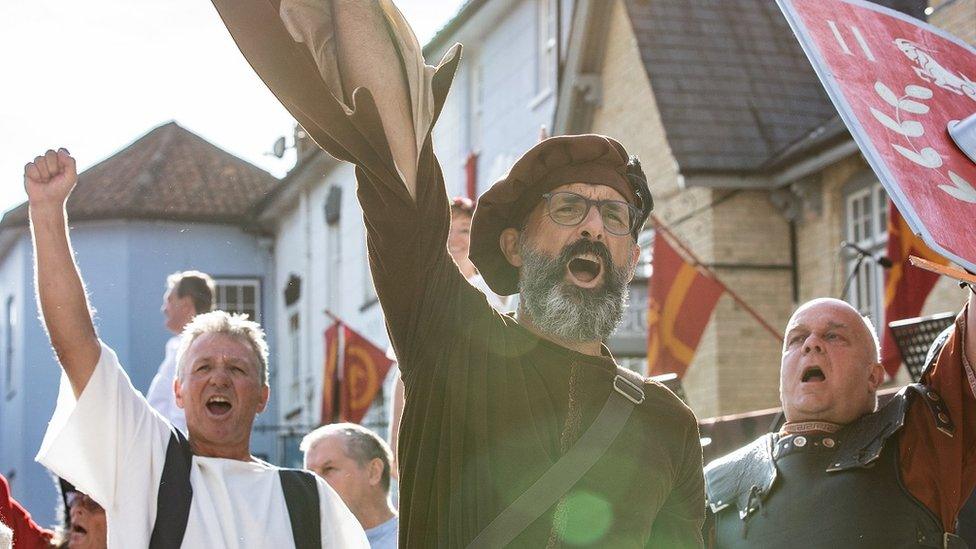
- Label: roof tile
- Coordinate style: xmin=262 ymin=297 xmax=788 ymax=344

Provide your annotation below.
xmin=1 ymin=122 xmax=277 ymax=229
xmin=622 ymin=0 xmax=925 ymax=173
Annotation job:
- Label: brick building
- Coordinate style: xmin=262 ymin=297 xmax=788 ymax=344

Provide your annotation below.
xmin=556 ymin=0 xmax=974 ymax=418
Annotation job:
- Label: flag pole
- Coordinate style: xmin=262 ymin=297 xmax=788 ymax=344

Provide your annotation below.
xmin=323 ymin=310 xmax=344 ymax=422
xmin=324 ymin=309 xmax=342 ymax=324
xmin=650 ymin=214 xmax=783 ymax=342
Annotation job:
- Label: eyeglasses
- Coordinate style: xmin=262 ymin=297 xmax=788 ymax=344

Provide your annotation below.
xmin=67 ymin=491 xmax=102 ymax=512
xmin=541 ymin=191 xmax=639 ymax=236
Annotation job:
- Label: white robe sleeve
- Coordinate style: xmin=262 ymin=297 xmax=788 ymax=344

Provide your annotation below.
xmin=315 ymin=476 xmax=371 ymax=547
xmin=36 ymin=342 xmax=171 ymax=517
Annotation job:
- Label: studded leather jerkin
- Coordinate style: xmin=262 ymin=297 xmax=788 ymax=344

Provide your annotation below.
xmin=705 ymin=386 xmax=963 ymax=549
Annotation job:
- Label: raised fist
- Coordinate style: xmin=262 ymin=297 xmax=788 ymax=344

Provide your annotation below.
xmin=24 ymin=148 xmax=78 ymax=208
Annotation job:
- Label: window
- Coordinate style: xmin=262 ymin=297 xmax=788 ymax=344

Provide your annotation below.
xmin=536 ymin=0 xmax=556 ymax=95
xmin=288 ymin=312 xmax=301 ymax=404
xmin=469 ymin=63 xmax=483 ymax=153
xmin=4 ymin=296 xmax=15 ymax=400
xmin=359 ymin=384 xmax=389 ymax=437
xmin=327 ymin=216 xmax=342 ymax=311
xmin=844 ymin=180 xmax=888 ymax=329
xmin=278 ymin=432 xmax=306 ymax=469
xmin=214 ymin=278 xmax=261 ymax=322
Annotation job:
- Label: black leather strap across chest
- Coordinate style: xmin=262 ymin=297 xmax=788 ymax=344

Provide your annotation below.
xmin=147 ymin=427 xmax=322 ymax=549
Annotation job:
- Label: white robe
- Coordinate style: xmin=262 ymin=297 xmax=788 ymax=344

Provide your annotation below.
xmin=36 ymin=342 xmax=368 ymax=548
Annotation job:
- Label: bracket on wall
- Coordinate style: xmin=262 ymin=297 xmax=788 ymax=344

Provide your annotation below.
xmin=770 ymin=176 xmax=822 ymax=222
xmin=283 ymin=274 xmax=302 ymax=306
xmin=324 ymin=185 xmax=342 ymax=226
xmin=575 ymin=73 xmax=602 ymax=107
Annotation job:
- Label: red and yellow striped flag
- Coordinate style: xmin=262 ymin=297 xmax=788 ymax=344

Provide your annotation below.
xmin=340 ymin=325 xmax=394 ymax=424
xmin=881 ymin=202 xmax=949 ymax=377
xmin=322 ymin=321 xmax=394 ymax=425
xmin=647 ymin=234 xmax=725 ymax=378
xmin=321 ymin=323 xmax=341 ymax=424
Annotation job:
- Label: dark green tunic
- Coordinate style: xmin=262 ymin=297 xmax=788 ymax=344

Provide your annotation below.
xmin=349 ymin=54 xmax=704 ymax=549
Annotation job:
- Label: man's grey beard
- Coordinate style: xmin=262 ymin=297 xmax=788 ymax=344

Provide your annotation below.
xmin=517 ymin=238 xmax=633 ymax=343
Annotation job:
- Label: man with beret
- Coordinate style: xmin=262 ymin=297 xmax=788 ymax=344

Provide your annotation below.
xmin=208 ymin=0 xmax=705 ymax=546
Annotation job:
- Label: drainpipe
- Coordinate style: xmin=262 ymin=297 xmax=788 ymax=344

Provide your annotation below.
xmin=302 ymin=187 xmax=314 ymax=428
xmin=789 ymin=219 xmax=800 ymax=304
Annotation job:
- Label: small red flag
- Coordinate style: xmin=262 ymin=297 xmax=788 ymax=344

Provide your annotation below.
xmin=881 ymin=202 xmax=949 ymax=377
xmin=647 ymin=234 xmax=725 ymax=378
xmin=321 ymin=323 xmax=341 ymax=424
xmin=339 ymin=324 xmax=394 ymax=424
xmin=465 ymin=152 xmax=478 ymax=200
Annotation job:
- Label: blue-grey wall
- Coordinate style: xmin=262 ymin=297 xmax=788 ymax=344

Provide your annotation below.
xmin=430 ymin=0 xmax=560 ymax=199
xmin=0 ymin=219 xmax=276 ymax=528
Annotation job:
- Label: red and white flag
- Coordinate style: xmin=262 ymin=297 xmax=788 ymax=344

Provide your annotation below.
xmin=778 ymin=0 xmax=976 ymax=272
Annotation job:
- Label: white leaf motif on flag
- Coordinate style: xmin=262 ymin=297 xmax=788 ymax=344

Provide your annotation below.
xmin=872 ymin=81 xmax=942 ymax=168
xmin=892 ymin=144 xmax=943 ymax=168
xmin=939 ymin=171 xmax=976 ymax=204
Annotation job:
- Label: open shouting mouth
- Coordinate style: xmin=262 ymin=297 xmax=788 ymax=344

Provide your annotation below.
xmin=206 ymin=395 xmax=233 ymax=417
xmin=567 ymin=253 xmax=604 ymax=288
xmin=801 ymin=366 xmax=826 ymax=383
xmin=70 ymin=522 xmax=90 ymax=544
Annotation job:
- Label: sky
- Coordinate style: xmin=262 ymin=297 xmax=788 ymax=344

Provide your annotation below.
xmin=0 ymin=0 xmax=466 ymax=217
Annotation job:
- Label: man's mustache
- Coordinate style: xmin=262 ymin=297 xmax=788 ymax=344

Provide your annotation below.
xmin=554 ymin=239 xmax=614 ymax=269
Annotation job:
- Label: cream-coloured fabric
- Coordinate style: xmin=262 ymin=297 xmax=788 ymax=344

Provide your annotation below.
xmin=279 ymin=0 xmax=436 ymax=159
xmin=279 ymin=0 xmax=346 ymax=105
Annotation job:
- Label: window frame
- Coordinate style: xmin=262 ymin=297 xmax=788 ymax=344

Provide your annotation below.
xmin=212 ymin=277 xmax=262 ymax=323
xmin=3 ymin=295 xmax=15 ymax=400
xmin=842 ymin=176 xmax=889 ymax=330
xmin=535 ymin=0 xmax=556 ymax=98
xmin=287 ymin=311 xmax=301 ymax=405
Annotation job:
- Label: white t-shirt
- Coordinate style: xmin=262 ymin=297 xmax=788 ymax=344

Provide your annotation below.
xmin=146 ymin=335 xmax=186 ymax=433
xmin=36 ymin=342 xmax=368 ymax=548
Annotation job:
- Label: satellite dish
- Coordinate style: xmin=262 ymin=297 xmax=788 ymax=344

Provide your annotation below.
xmin=271 ymin=136 xmax=287 ymax=158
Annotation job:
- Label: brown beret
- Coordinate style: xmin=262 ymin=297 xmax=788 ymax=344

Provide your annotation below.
xmin=469 ymin=134 xmax=650 ymax=296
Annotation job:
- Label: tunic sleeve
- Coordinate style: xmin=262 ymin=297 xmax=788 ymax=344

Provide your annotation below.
xmin=899 ymin=304 xmax=976 ymax=532
xmin=648 ymin=412 xmax=706 ymax=548
xmin=210 ymin=0 xmax=493 ymax=378
xmin=35 ymin=342 xmax=171 ymax=525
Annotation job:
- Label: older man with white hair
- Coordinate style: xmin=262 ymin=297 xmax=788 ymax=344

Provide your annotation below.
xmin=302 ymin=424 xmax=398 ymax=549
xmin=705 ymin=295 xmax=976 ymax=548
xmin=25 ymin=148 xmax=367 ymax=548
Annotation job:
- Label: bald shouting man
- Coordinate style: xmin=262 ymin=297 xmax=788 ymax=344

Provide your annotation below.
xmin=705 ymin=294 xmax=976 ymax=548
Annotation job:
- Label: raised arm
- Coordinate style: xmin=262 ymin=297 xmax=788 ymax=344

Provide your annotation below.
xmin=332 ymin=0 xmax=418 ymax=197
xmin=212 ymin=0 xmax=471 ymax=369
xmin=24 ymin=149 xmax=100 ymax=397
